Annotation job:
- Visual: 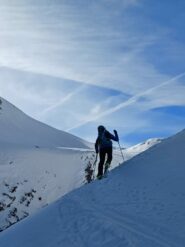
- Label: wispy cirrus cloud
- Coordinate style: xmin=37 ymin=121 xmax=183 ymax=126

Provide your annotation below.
xmin=67 ymin=72 xmax=185 ymax=131
xmin=0 ymin=0 xmax=165 ymax=94
xmin=0 ymin=0 xmax=185 ymax=145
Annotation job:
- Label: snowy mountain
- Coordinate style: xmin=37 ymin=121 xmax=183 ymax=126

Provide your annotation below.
xmin=0 ymin=127 xmax=184 ymax=246
xmin=0 ymin=97 xmax=88 ymax=148
xmin=0 ymin=97 xmax=121 ymax=232
xmin=0 ymin=97 xmax=92 ymax=231
xmin=0 ymin=97 xmax=161 ymax=233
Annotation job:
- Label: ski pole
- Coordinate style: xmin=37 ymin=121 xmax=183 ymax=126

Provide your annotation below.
xmin=115 ymin=130 xmax=124 ymax=162
xmin=118 ymin=141 xmax=124 ymax=162
xmin=92 ymin=153 xmax=98 ymax=180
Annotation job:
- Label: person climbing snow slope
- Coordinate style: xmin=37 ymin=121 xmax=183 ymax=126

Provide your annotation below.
xmin=95 ymin=125 xmax=119 ymax=179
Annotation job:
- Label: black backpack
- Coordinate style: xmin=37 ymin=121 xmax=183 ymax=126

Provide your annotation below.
xmin=99 ymin=130 xmax=112 ymax=147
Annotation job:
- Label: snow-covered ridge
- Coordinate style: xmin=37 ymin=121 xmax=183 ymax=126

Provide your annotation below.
xmin=0 ymin=97 xmax=88 ymax=148
xmin=0 ymin=96 xmax=93 ymax=231
xmin=0 ymin=97 xmax=123 ymax=232
xmin=123 ymin=138 xmax=162 ymax=161
xmin=0 ymin=96 xmax=163 ymax=235
xmin=0 ymin=129 xmax=184 ymax=246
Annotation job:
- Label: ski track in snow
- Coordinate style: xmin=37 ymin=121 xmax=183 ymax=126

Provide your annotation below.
xmin=55 ymin=192 xmax=181 ymax=247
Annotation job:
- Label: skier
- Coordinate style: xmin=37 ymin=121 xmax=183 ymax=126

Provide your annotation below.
xmin=95 ymin=125 xmax=119 ymax=179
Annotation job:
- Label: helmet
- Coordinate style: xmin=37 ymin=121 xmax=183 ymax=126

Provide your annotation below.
xmin=98 ymin=125 xmax=105 ymax=132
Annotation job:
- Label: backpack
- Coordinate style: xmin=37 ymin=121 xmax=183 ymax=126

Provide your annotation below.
xmin=99 ymin=130 xmax=112 ymax=148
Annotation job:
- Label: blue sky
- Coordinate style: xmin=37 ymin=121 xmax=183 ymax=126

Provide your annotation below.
xmin=0 ymin=0 xmax=185 ymax=146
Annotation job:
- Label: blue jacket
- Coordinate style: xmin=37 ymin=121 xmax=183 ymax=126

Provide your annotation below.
xmin=95 ymin=130 xmax=118 ymax=153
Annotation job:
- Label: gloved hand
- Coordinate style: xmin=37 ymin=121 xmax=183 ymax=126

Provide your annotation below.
xmin=114 ymin=130 xmax=117 ymax=135
xmin=114 ymin=130 xmax=119 ymax=141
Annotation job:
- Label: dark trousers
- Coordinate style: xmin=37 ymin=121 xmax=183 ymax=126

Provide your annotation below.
xmin=98 ymin=147 xmax=112 ymax=176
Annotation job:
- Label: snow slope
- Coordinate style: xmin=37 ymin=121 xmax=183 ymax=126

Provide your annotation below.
xmin=0 ymin=97 xmax=88 ymax=148
xmin=0 ymin=97 xmax=122 ymax=231
xmin=0 ymin=97 xmax=93 ymax=231
xmin=123 ymin=138 xmax=162 ymax=161
xmin=0 ymin=96 xmax=160 ymax=233
xmin=0 ymin=129 xmax=184 ymax=246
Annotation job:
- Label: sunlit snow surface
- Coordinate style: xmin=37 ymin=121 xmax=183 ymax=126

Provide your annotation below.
xmin=0 ymin=97 xmax=160 ymax=232
xmin=0 ymin=129 xmax=184 ymax=246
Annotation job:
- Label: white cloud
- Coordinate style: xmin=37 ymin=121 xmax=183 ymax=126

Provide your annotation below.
xmin=67 ymin=72 xmax=185 ymax=131
xmin=38 ymin=85 xmax=86 ymax=117
xmin=0 ymin=0 xmax=166 ymax=95
xmin=0 ymin=1 xmax=184 ymax=144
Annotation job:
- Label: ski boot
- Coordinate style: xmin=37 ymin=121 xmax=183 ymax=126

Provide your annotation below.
xmin=104 ymin=162 xmax=110 ymax=177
